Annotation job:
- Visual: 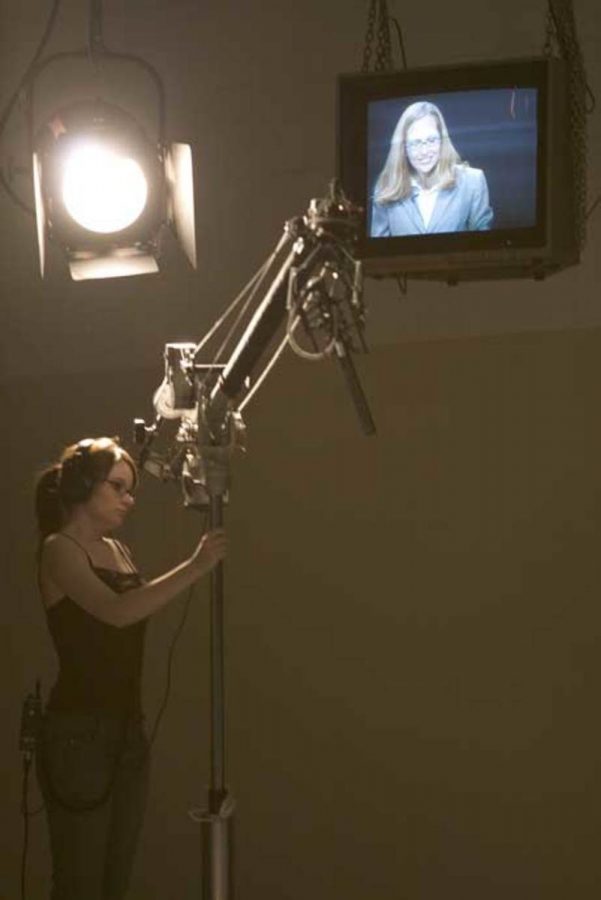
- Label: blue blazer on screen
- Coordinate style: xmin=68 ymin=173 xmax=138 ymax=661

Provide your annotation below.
xmin=370 ymin=165 xmax=493 ymax=237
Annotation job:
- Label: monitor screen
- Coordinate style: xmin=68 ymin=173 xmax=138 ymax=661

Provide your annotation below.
xmin=336 ymin=57 xmax=582 ymax=281
xmin=367 ymin=87 xmax=539 ymax=239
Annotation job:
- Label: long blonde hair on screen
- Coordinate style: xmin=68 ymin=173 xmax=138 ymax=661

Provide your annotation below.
xmin=373 ymin=101 xmax=465 ymax=204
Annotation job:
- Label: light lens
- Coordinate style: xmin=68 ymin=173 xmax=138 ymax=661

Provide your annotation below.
xmin=62 ymin=143 xmax=148 ymax=234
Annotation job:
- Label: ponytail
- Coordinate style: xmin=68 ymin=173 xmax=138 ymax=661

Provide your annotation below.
xmin=35 ymin=465 xmax=64 ymax=550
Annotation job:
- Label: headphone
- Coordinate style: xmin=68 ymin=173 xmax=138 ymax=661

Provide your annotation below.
xmin=58 ymin=439 xmax=96 ymax=505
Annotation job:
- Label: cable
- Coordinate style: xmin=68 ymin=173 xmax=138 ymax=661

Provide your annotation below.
xmin=19 ymin=758 xmax=45 ymax=900
xmin=19 ymin=531 xmax=201 ymax=899
xmin=193 ymin=262 xmax=270 ymax=358
xmin=390 ymin=16 xmax=408 ymax=70
xmin=545 ymin=0 xmax=590 ymax=250
xmin=586 ymin=193 xmax=600 ymax=222
xmin=286 ymin=296 xmax=338 ymax=362
xmin=148 ymin=584 xmax=196 ymax=748
xmin=88 ymin=0 xmax=106 ymax=59
xmin=20 ymin=583 xmax=196 ymax=847
xmin=0 ymin=0 xmax=62 ymax=139
xmin=20 ymin=759 xmax=33 ymax=900
xmin=0 ymin=172 xmax=35 ymax=216
xmin=193 ymin=233 xmax=289 ymax=360
xmin=21 ymin=586 xmax=194 ymax=808
xmin=0 ymin=0 xmax=63 ymax=213
xmin=191 ymin=233 xmax=290 ymax=403
xmin=237 ymin=318 xmax=298 ymax=413
xmin=200 ymin=255 xmax=279 ymax=372
xmin=395 ymin=275 xmax=408 ymax=296
xmin=239 ymin=281 xmax=354 ymax=414
xmin=545 ymin=1 xmax=595 ymax=109
xmin=146 ymin=510 xmax=210 ymax=748
xmin=19 ymin=680 xmax=45 ymax=900
xmin=24 ymin=576 xmax=197 ymax=818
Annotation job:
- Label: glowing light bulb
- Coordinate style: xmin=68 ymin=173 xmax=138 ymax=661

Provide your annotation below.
xmin=62 ymin=143 xmax=148 ymax=234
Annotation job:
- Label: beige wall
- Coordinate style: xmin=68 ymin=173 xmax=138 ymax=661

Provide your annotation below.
xmin=4 ymin=326 xmax=601 ymax=897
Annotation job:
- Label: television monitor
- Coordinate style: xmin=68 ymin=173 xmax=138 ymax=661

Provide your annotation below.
xmin=336 ymin=57 xmax=583 ymax=283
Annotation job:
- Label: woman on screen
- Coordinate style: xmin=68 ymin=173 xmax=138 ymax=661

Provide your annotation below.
xmin=371 ymin=101 xmax=493 ymax=236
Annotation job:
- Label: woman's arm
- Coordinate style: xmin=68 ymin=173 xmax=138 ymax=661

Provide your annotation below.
xmin=41 ymin=530 xmax=226 ymax=628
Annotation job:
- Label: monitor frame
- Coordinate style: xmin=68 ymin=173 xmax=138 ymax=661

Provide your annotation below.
xmin=337 ymin=56 xmax=580 ymax=282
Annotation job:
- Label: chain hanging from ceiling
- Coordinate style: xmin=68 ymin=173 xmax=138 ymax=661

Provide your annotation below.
xmin=543 ymin=0 xmax=591 ymax=248
xmin=362 ymin=0 xmax=393 ymax=73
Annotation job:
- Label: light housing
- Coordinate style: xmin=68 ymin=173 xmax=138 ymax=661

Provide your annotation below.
xmin=33 ymin=100 xmax=196 ymax=280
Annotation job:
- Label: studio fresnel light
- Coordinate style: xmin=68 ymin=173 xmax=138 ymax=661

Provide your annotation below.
xmin=33 ymin=100 xmax=195 ymax=280
xmin=19 ymin=0 xmax=197 ymax=281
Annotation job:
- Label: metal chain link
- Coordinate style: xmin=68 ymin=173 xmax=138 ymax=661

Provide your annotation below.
xmin=542 ymin=7 xmax=557 ymax=57
xmin=375 ymin=0 xmax=392 ymax=72
xmin=361 ymin=0 xmax=377 ymax=72
xmin=546 ymin=0 xmax=588 ymax=250
xmin=362 ymin=0 xmax=393 ymax=73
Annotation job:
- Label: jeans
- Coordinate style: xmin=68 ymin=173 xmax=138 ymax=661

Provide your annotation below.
xmin=36 ymin=711 xmax=150 ymax=900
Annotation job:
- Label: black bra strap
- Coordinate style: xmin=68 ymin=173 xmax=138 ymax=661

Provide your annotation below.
xmin=57 ymin=532 xmax=95 ymax=566
xmin=55 ymin=533 xmax=138 ymax=576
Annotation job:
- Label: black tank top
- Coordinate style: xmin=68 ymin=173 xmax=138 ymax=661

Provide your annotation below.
xmin=45 ymin=538 xmax=147 ymax=716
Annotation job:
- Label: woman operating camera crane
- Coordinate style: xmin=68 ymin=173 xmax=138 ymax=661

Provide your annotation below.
xmin=34 ymin=436 xmax=226 ymax=899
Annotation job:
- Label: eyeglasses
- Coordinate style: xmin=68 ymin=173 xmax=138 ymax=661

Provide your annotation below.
xmin=405 ymin=135 xmax=441 ymax=152
xmin=104 ymin=479 xmax=136 ymax=499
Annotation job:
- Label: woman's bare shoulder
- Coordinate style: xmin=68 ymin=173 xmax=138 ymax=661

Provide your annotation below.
xmin=40 ymin=533 xmax=88 ymax=568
